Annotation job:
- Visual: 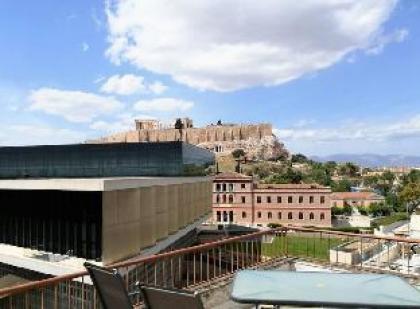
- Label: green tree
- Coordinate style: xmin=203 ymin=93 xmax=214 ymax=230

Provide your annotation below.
xmin=231 ymin=149 xmax=245 ymax=159
xmin=385 ymin=192 xmax=402 ymax=212
xmin=364 ymin=175 xmax=379 ymax=187
xmin=367 ymin=202 xmax=391 ymax=217
xmin=381 ymin=171 xmax=396 ymax=183
xmin=401 ymin=169 xmax=420 ymax=186
xmin=331 ymin=206 xmax=344 ymax=217
xmin=343 ymin=204 xmax=353 ymax=216
xmin=337 ymin=162 xmax=359 ymax=177
xmin=291 ymin=153 xmax=308 ymax=164
xmin=265 ymin=167 xmax=304 ymax=184
xmin=357 ymin=206 xmax=368 ymax=216
xmin=324 ymin=161 xmax=337 ymax=174
xmin=399 ymin=182 xmax=420 ymax=213
xmin=307 ymin=166 xmax=332 ymax=186
xmin=331 ymin=179 xmax=352 ymax=192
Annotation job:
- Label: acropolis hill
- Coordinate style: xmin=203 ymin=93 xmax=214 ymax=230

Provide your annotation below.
xmin=88 ymin=118 xmax=289 ymax=160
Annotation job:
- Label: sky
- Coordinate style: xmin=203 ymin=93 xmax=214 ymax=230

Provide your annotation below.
xmin=0 ymin=0 xmax=419 ymax=156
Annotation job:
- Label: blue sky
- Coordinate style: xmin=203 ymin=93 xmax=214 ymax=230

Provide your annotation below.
xmin=0 ymin=0 xmax=419 ymax=156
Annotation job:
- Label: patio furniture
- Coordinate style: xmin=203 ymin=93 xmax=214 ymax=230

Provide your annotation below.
xmin=231 ymin=270 xmax=420 ymax=308
xmin=140 ymin=285 xmax=204 ymax=309
xmin=84 ymin=262 xmax=139 ymax=309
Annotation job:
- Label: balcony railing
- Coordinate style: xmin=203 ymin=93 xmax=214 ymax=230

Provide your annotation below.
xmin=1 ymin=227 xmax=420 ymax=308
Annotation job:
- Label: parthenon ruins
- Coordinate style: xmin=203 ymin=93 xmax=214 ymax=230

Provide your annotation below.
xmin=88 ymin=118 xmax=288 ymax=160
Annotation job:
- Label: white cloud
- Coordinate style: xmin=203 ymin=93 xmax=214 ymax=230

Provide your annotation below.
xmin=148 ymin=81 xmax=168 ymax=95
xmin=134 ymin=98 xmax=194 ymax=112
xmin=100 ymin=74 xmax=146 ymax=95
xmin=274 ymin=114 xmax=420 ymax=143
xmin=28 ymin=88 xmax=123 ymax=123
xmin=0 ymin=124 xmax=85 ymax=146
xmin=365 ymin=28 xmax=408 ymax=55
xmin=82 ymin=42 xmax=90 ymax=52
xmin=105 ymin=0 xmax=399 ymax=91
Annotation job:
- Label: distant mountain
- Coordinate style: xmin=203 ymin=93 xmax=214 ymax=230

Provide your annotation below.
xmin=311 ymin=154 xmax=420 ymax=168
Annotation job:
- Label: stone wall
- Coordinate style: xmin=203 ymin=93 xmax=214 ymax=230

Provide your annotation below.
xmin=88 ymin=122 xmax=289 ymax=160
xmin=90 ymin=123 xmax=273 ymax=144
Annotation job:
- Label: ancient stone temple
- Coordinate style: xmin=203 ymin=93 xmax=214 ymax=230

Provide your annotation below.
xmin=87 ymin=118 xmax=288 ymax=160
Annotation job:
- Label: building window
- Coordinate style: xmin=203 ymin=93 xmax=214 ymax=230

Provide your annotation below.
xmin=257 ymin=211 xmax=262 ymax=218
xmin=309 ymin=196 xmax=314 ymax=204
xmin=299 ymin=212 xmax=303 ymax=220
xmin=228 ymin=195 xmax=234 ymax=203
xmin=223 ymin=211 xmax=228 ymax=222
xmin=222 ymin=195 xmax=227 ymax=203
xmin=216 ymin=211 xmax=221 ymax=222
xmin=309 ymin=212 xmax=314 ymax=220
xmin=257 ymin=196 xmax=261 ymax=203
xmin=267 ymin=196 xmax=271 ymax=203
xmin=320 ymin=196 xmax=325 ymax=204
xmin=216 ymin=194 xmax=220 ymax=203
xmin=320 ymin=213 xmax=325 ymax=220
xmin=268 ymin=212 xmax=272 ymax=219
xmin=277 ymin=196 xmax=282 ymax=203
xmin=242 ymin=212 xmax=246 ymax=218
xmin=288 ymin=196 xmax=293 ymax=203
xmin=278 ymin=212 xmax=282 ymax=219
xmin=216 ymin=184 xmax=221 ymax=191
xmin=229 ymin=211 xmax=233 ymax=222
xmin=229 ymin=183 xmax=234 ymax=192
xmin=299 ymin=196 xmax=303 ymax=203
xmin=241 ymin=196 xmax=246 ymax=203
xmin=222 ymin=183 xmax=227 ymax=191
xmin=241 ymin=183 xmax=246 ymax=189
xmin=288 ymin=212 xmax=293 ymax=219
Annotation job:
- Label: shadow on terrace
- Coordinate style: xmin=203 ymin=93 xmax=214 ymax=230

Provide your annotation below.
xmin=2 ymin=226 xmax=420 ymax=308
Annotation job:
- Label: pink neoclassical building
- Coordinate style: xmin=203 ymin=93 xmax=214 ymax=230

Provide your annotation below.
xmin=212 ymin=172 xmax=332 ymax=227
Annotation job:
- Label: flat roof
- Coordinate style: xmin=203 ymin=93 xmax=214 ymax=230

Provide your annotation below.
xmin=0 ymin=176 xmax=211 ymax=191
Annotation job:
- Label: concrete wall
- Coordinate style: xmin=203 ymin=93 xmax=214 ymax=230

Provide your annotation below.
xmin=102 ymin=180 xmax=211 ymax=264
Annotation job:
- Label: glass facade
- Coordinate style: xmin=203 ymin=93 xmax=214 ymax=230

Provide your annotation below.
xmin=0 ymin=142 xmax=214 ymax=178
xmin=0 ymin=190 xmax=102 ymax=260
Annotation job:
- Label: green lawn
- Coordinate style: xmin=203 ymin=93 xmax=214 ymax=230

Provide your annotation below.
xmin=262 ymin=235 xmax=344 ymax=261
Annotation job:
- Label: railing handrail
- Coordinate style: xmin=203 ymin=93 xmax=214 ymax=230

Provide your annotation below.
xmin=0 ymin=227 xmax=271 ymax=297
xmin=284 ymin=226 xmax=420 ymax=244
xmin=2 ymin=226 xmax=420 ymax=298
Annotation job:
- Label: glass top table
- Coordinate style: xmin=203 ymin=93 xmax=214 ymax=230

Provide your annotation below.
xmin=231 ymin=270 xmax=420 ymax=308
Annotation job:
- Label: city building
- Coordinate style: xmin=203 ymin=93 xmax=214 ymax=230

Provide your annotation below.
xmin=331 ymin=192 xmax=385 ymax=208
xmin=0 ymin=142 xmax=214 ymax=281
xmin=87 ymin=118 xmax=289 ymax=160
xmin=211 ymin=172 xmax=332 ymax=227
